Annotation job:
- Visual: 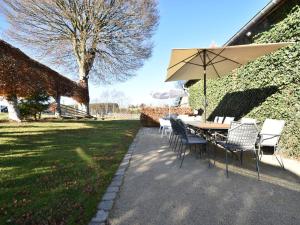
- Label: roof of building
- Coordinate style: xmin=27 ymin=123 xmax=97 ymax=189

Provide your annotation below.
xmin=224 ymin=0 xmax=287 ymax=46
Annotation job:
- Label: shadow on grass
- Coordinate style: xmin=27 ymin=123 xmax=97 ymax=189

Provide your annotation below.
xmin=0 ymin=120 xmax=140 ymax=225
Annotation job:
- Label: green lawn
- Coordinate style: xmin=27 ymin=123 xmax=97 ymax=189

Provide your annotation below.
xmin=0 ymin=119 xmax=140 ymax=225
xmin=0 ymin=113 xmax=8 ymax=121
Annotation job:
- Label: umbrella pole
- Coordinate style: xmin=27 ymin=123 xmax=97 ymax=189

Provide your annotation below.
xmin=203 ymin=50 xmax=207 ymax=122
xmin=169 ymin=93 xmax=171 ymax=117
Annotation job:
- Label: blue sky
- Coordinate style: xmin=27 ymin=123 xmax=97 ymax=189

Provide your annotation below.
xmin=0 ymin=0 xmax=270 ymax=106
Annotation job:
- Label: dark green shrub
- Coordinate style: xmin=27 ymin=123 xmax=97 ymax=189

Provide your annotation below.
xmin=189 ymin=5 xmax=300 ymax=157
xmin=19 ymin=91 xmax=50 ymax=120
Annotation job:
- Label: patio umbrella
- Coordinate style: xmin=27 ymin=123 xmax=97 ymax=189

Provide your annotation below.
xmin=151 ymin=89 xmax=188 ymax=116
xmin=165 ymin=42 xmax=292 ymax=121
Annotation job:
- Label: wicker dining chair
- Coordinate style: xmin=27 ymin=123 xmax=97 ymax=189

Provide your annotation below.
xmin=259 ymin=119 xmax=285 ymax=168
xmin=169 ymin=118 xmax=181 ymax=151
xmin=216 ymin=122 xmax=260 ymax=179
xmin=176 ymin=119 xmax=207 ymax=168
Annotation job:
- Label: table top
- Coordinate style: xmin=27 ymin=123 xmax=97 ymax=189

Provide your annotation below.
xmin=186 ymin=121 xmax=230 ymax=130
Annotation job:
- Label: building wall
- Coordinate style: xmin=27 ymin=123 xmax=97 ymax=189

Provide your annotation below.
xmin=228 ymin=0 xmax=299 ymax=45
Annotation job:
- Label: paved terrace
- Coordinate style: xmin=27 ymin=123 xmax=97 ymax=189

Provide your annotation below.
xmin=110 ymin=128 xmax=300 ymax=225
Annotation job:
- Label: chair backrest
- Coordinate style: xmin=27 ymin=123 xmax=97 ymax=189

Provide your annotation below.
xmin=169 ymin=114 xmax=178 ymax=119
xmin=241 ymin=117 xmax=257 ymax=124
xmin=260 ymin=119 xmax=285 ymax=147
xmin=170 ymin=118 xmax=180 ymax=134
xmin=227 ymin=122 xmax=259 ymax=150
xmin=159 ymin=118 xmax=171 ymax=127
xmin=214 ymin=116 xmax=219 ymax=123
xmin=223 ymin=117 xmax=234 ymax=124
xmin=176 ymin=119 xmax=189 ymax=140
xmin=177 ymin=115 xmax=189 ymax=120
xmin=214 ymin=116 xmax=224 ymax=123
xmin=217 ymin=116 xmax=224 ymax=124
xmin=159 ymin=118 xmax=164 ymax=126
xmin=194 ymin=116 xmax=202 ymax=121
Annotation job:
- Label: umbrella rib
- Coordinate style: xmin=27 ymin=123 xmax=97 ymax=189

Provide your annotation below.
xmin=185 ymin=61 xmax=204 ymax=67
xmin=206 ymin=48 xmax=227 ymax=65
xmin=197 ymin=50 xmax=205 ymax=66
xmin=206 ymin=49 xmax=242 ymax=66
xmin=167 ymin=52 xmax=200 ymax=70
xmin=206 ymin=53 xmax=221 ymax=78
xmin=207 ymin=58 xmax=227 ymax=66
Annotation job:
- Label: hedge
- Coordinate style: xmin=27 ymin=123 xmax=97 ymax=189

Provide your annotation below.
xmin=140 ymin=107 xmax=192 ymax=127
xmin=189 ymin=5 xmax=300 ymax=157
xmin=0 ymin=40 xmax=87 ymax=103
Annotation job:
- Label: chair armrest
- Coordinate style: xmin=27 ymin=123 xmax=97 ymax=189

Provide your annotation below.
xmin=212 ymin=132 xmax=227 ymax=141
xmin=214 ymin=132 xmax=227 ymax=139
xmin=260 ymin=133 xmax=280 ymax=137
xmin=259 ymin=134 xmax=281 ymax=144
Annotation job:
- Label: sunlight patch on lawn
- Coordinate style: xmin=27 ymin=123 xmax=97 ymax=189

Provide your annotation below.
xmin=75 ymin=147 xmax=96 ymax=168
xmin=0 ymin=166 xmax=18 ymax=172
xmin=0 ymin=151 xmax=42 ymax=158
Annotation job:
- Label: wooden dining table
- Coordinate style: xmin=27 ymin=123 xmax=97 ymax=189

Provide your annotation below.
xmin=186 ymin=121 xmax=230 ymax=130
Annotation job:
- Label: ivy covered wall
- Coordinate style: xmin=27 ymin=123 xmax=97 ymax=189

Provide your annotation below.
xmin=189 ymin=5 xmax=300 ymax=157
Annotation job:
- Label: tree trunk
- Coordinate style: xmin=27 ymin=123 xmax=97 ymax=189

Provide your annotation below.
xmin=55 ymin=95 xmax=62 ymax=118
xmin=5 ymin=95 xmax=21 ymax=122
xmin=78 ymin=65 xmax=90 ymax=116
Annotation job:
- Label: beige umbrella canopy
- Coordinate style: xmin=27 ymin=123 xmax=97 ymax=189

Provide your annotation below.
xmin=165 ymin=42 xmax=291 ymax=121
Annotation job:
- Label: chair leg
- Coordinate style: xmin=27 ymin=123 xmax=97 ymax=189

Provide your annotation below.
xmin=240 ymin=151 xmax=243 ymax=166
xmin=180 ymin=145 xmax=187 ymax=168
xmin=177 ymin=141 xmax=183 ymax=158
xmin=171 ymin=134 xmax=176 ymax=149
xmin=256 ymin=150 xmax=260 ymax=180
xmin=169 ymin=132 xmax=173 ymax=145
xmin=274 ymin=146 xmax=285 ymax=169
xmin=198 ymin=144 xmax=202 ymax=159
xmin=213 ymin=144 xmax=217 ymax=166
xmin=208 ymin=143 xmax=211 ymax=168
xmin=226 ymin=149 xmax=229 ymax=178
xmin=173 ymin=136 xmax=178 ymax=151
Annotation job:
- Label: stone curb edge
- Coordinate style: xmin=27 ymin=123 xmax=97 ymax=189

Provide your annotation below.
xmin=88 ymin=129 xmax=140 ymax=225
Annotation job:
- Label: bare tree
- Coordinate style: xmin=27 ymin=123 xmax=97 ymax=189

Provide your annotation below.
xmin=1 ymin=0 xmax=159 ymax=114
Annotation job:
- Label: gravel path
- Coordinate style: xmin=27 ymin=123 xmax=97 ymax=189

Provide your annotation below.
xmin=109 ymin=128 xmax=300 ymax=225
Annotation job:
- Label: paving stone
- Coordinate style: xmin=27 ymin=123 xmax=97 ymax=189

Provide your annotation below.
xmin=119 ymin=164 xmax=129 ymax=169
xmin=89 ymin=222 xmax=105 ymax=225
xmin=98 ymin=200 xmax=114 ymax=211
xmin=113 ymin=175 xmax=123 ymax=182
xmin=106 ymin=186 xmax=119 ymax=193
xmin=115 ymin=169 xmax=125 ymax=175
xmin=110 ymin=179 xmax=122 ymax=187
xmin=120 ymin=160 xmax=129 ymax=166
xmin=102 ymin=192 xmax=117 ymax=201
xmin=116 ymin=168 xmax=126 ymax=175
xmin=118 ymin=164 xmax=129 ymax=171
xmin=88 ymin=222 xmax=98 ymax=225
xmin=91 ymin=210 xmax=108 ymax=223
xmin=122 ymin=159 xmax=130 ymax=164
